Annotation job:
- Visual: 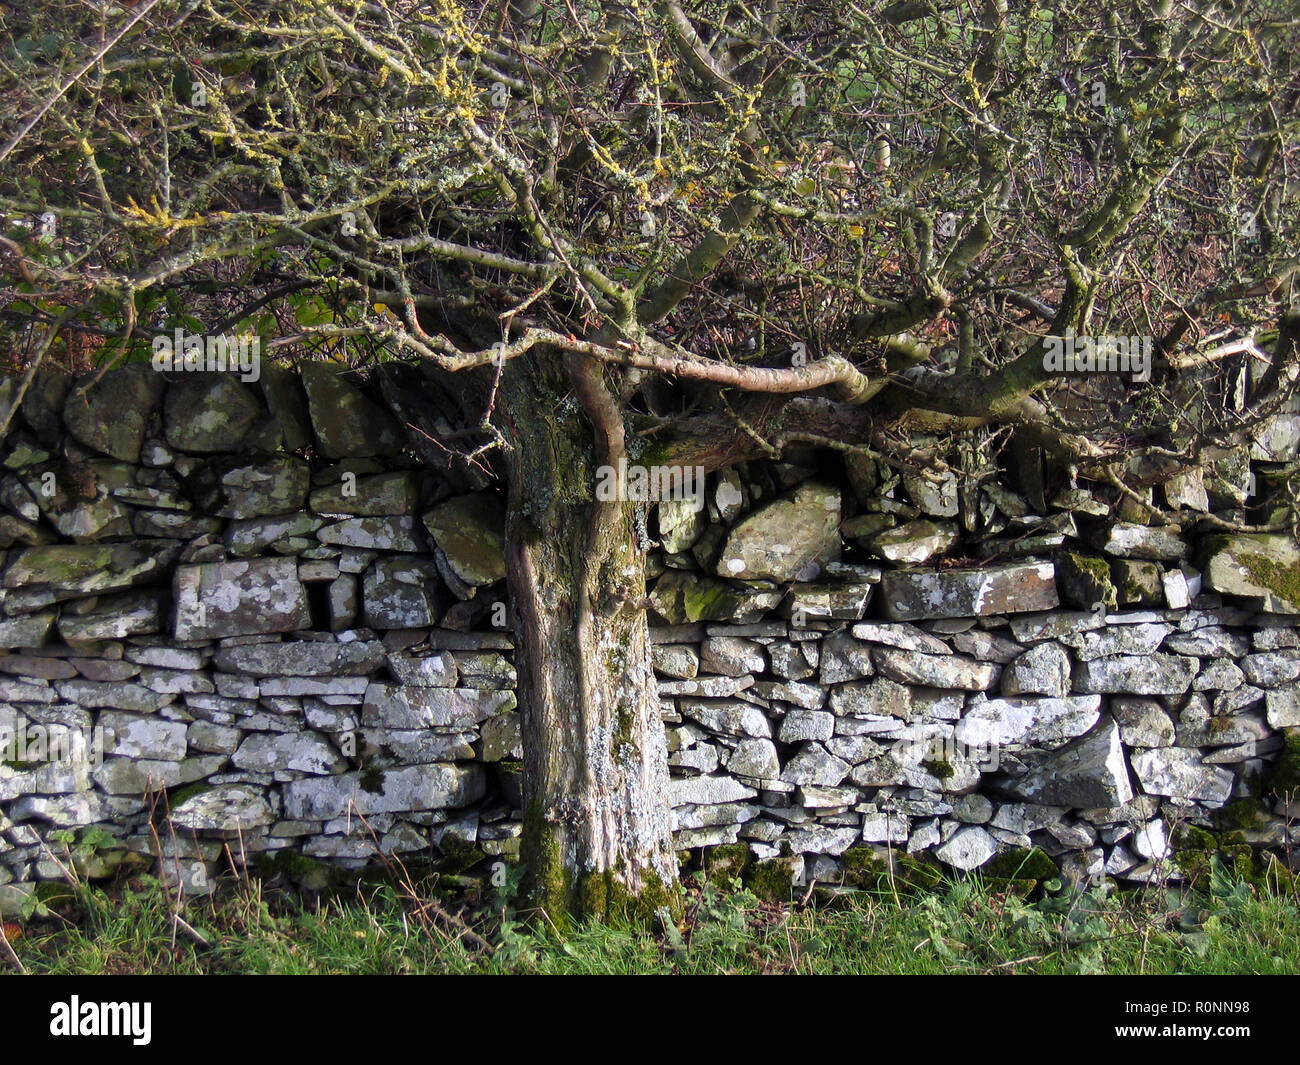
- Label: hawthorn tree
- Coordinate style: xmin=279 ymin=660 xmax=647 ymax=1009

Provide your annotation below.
xmin=0 ymin=0 xmax=1297 ymax=920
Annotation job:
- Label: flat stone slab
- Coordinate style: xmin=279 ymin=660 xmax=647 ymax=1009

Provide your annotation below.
xmin=283 ymin=764 xmax=487 ymax=819
xmin=173 ymin=558 xmax=310 ymax=640
xmin=880 ymin=560 xmax=1057 ymax=621
xmin=1201 ymin=533 xmax=1300 ymax=613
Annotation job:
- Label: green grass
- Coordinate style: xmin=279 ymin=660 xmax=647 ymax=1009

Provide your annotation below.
xmin=4 ymin=853 xmax=1300 ymax=975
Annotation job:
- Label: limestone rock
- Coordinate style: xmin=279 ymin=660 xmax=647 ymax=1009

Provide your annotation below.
xmin=880 ymin=560 xmax=1057 ymax=621
xmin=1201 ymin=534 xmax=1300 ymax=612
xmin=1001 ymin=720 xmax=1134 ymax=807
xmin=362 ymin=556 xmax=446 ymax=629
xmin=174 ymin=559 xmax=310 ymax=640
xmin=955 ymin=695 xmax=1101 ymax=749
xmin=1001 ymin=642 xmax=1070 ymax=698
xmin=299 ymin=362 xmax=403 ymax=458
xmin=872 ymin=647 xmax=999 ymax=691
xmin=1130 ymin=747 xmax=1233 ymax=804
xmin=714 ymin=481 xmax=840 ymax=582
xmin=283 ymin=764 xmax=486 ymax=819
xmin=170 ymin=784 xmax=273 ymax=832
xmin=1073 ymin=654 xmax=1197 ymax=695
xmin=421 ymin=493 xmax=506 ymax=586
xmin=63 ymin=365 xmax=164 ymax=462
xmin=213 ymin=640 xmax=385 ymax=677
xmin=935 ymin=826 xmax=997 ymax=871
xmin=867 ymin=519 xmax=958 ymax=564
xmin=1090 ymin=522 xmax=1186 ymax=561
xmin=165 ymin=375 xmax=279 ymax=453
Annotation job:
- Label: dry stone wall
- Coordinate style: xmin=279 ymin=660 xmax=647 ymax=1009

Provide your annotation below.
xmin=1 ymin=363 xmax=1299 ymax=908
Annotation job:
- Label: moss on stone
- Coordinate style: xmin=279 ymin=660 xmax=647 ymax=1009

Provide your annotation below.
xmin=920 ymin=758 xmax=954 ymax=781
xmin=1270 ymin=729 xmax=1300 ymax=795
xmin=746 ymin=856 xmax=797 ymax=902
xmin=703 ymin=843 xmax=751 ymax=889
xmin=983 ymin=846 xmax=1057 ymax=882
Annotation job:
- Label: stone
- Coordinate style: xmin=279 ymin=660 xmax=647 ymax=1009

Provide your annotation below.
xmin=954 ymin=695 xmax=1101 ymax=749
xmin=1112 ymin=698 xmax=1175 ymax=747
xmin=0 ymin=609 xmax=56 ymax=648
xmin=880 ymin=560 xmax=1057 ymax=621
xmin=100 ymin=712 xmax=188 ymax=760
xmin=1110 ymin=559 xmax=1163 ymax=606
xmin=213 ymin=640 xmax=385 ymax=677
xmin=174 ymin=559 xmax=310 ymax=640
xmin=1001 ymin=720 xmax=1134 ymax=807
xmin=164 ymin=375 xmax=279 ymax=453
xmin=283 ymin=764 xmax=486 ymax=819
xmin=649 ymin=571 xmax=781 ymax=624
xmin=62 ymin=364 xmax=164 ymax=462
xmin=4 ymin=542 xmax=179 ymax=600
xmin=1240 ymin=650 xmax=1300 ymax=687
xmin=362 ymin=556 xmax=446 ymax=629
xmin=778 ymin=709 xmax=834 ymax=743
xmin=1001 ymin=642 xmax=1070 ymax=698
xmin=225 ymin=513 xmax=324 ymax=557
xmin=652 ymin=644 xmax=699 ymax=679
xmin=714 ymin=481 xmax=840 ymax=582
xmin=657 ymin=497 xmax=706 ymax=554
xmin=829 ymin=677 xmax=914 ymax=721
xmin=819 ymin=635 xmax=874 ymax=684
xmin=56 ymin=679 xmax=170 ymax=713
xmin=362 ymin=683 xmax=514 ymax=730
xmin=299 ymin=362 xmax=404 ymax=458
xmin=867 ymin=519 xmax=958 ymax=564
xmin=1061 ymin=622 xmax=1172 ymax=661
xmin=479 ymin=712 xmax=521 ymax=762
xmin=780 ymin=743 xmax=850 ymax=786
xmin=1073 ymin=654 xmax=1198 ymax=695
xmin=57 ymin=591 xmax=162 ymax=643
xmin=329 ymin=574 xmax=358 ymax=631
xmin=309 ymin=472 xmax=421 ymax=516
xmin=387 ymin=651 xmax=457 ymax=688
xmin=319 ymin=515 xmax=428 ymax=552
xmin=171 ymin=784 xmax=273 ymax=832
xmin=779 ymin=582 xmax=873 ymax=621
xmin=1164 ymin=627 xmax=1250 ymax=658
xmin=700 ymin=636 xmax=766 ymax=677
xmin=232 ymin=732 xmax=348 ymax=775
xmin=1130 ymin=748 xmax=1234 ymax=804
xmin=670 ymin=775 xmax=757 ymax=806
xmin=421 ymin=494 xmax=506 ymax=586
xmin=1266 ymin=688 xmax=1300 ymax=728
xmin=860 ymin=806 xmax=910 ymax=844
xmin=1164 ymin=468 xmax=1209 ymax=511
xmin=679 ymin=699 xmax=771 ymax=738
xmin=935 ymin=826 xmax=997 ymax=871
xmin=726 ymin=738 xmax=781 ymax=779
xmin=1009 ymin=611 xmax=1104 ymax=643
xmin=1200 ymin=533 xmax=1300 ymax=612
xmin=872 ymin=648 xmax=999 ymax=691
xmin=902 ymin=468 xmax=958 ymax=518
xmin=851 ymin=622 xmax=950 ymax=654
xmin=189 ymin=456 xmax=311 ymax=519
xmin=1090 ymin=523 xmax=1186 ymax=561
xmin=1052 ymin=553 xmax=1117 ymax=612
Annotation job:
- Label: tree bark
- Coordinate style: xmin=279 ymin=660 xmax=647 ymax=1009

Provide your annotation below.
xmin=497 ymin=349 xmax=680 ymax=924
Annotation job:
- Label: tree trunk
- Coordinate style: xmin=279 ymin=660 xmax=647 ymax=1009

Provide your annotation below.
xmin=497 ymin=350 xmax=680 ymax=924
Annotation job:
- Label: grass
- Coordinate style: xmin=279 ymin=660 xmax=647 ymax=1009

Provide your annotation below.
xmin=4 ymin=848 xmax=1300 ymax=975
